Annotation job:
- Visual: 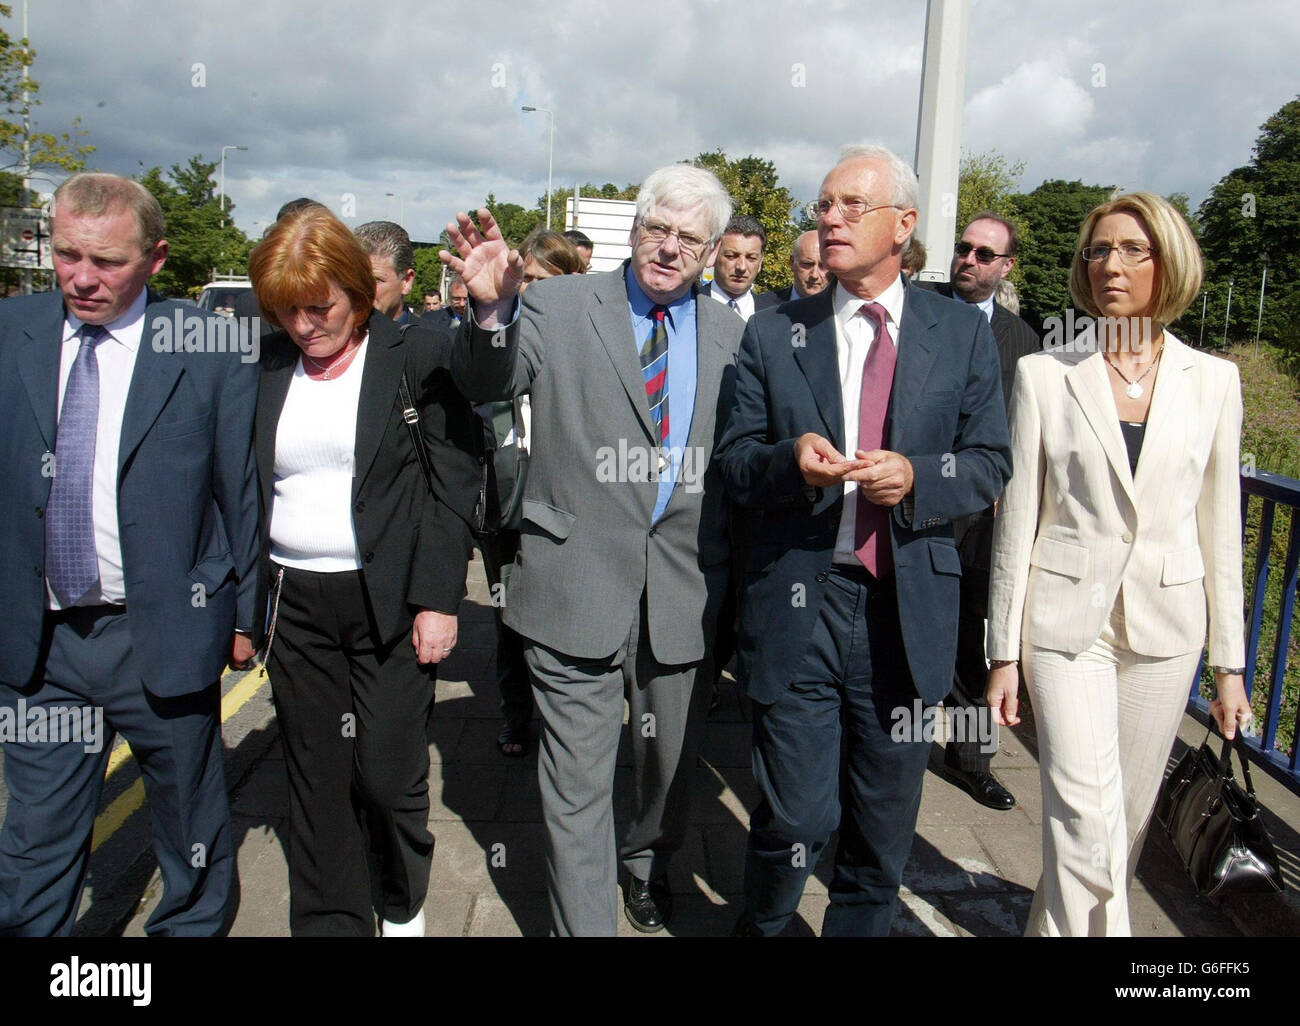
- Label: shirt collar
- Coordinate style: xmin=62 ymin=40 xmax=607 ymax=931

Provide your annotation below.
xmin=626 ymin=264 xmax=694 ymax=327
xmin=63 ymin=287 xmax=148 ymax=351
xmin=976 ymin=294 xmax=995 ymax=323
xmin=832 ymin=274 xmax=906 ymax=336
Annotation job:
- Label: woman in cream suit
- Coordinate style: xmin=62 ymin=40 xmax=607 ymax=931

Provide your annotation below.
xmin=985 ymin=192 xmax=1252 ymax=936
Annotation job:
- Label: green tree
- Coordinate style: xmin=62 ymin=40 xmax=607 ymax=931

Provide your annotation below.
xmin=137 ymin=155 xmax=253 ymax=297
xmin=691 ymin=151 xmax=800 ymax=293
xmin=0 ymin=4 xmax=93 ymax=178
xmin=956 ymin=150 xmax=1029 ymax=290
xmin=411 ymin=244 xmax=445 ymax=304
xmin=483 ymin=192 xmax=541 ymax=248
xmin=1198 ymin=96 xmax=1300 ymax=354
xmin=1010 ymin=179 xmax=1114 ymax=328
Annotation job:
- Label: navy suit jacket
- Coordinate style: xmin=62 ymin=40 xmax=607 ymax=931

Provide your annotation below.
xmin=0 ymin=290 xmax=260 ymax=696
xmin=715 ymin=281 xmax=1011 ymax=705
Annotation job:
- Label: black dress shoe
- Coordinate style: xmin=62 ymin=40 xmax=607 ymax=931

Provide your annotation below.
xmin=624 ymin=876 xmax=672 ymax=932
xmin=943 ymin=766 xmax=1016 ymax=810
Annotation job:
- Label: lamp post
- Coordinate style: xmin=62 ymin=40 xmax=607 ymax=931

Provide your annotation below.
xmin=219 ymin=145 xmax=248 ymax=221
xmin=521 ymin=106 xmax=554 ymax=229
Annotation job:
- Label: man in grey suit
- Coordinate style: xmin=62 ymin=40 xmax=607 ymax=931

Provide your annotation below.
xmin=442 ymin=164 xmax=742 ymax=935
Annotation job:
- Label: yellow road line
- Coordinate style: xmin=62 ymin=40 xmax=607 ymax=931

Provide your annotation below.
xmin=89 ymin=666 xmax=269 ymax=853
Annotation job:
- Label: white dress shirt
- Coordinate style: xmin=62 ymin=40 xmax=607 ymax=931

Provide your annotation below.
xmin=707 ymin=283 xmax=755 ymax=321
xmin=831 ymin=275 xmax=907 ymax=564
xmin=48 ymin=288 xmax=148 ymax=608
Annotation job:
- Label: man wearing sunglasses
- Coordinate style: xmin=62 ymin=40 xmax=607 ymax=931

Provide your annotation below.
xmin=924 ymin=214 xmax=1041 ymax=812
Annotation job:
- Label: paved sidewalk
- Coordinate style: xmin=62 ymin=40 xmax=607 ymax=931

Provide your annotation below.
xmin=115 ymin=556 xmax=1300 ymax=937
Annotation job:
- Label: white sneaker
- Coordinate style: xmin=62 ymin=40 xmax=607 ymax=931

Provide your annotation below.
xmin=380 ymin=908 xmax=426 ymax=937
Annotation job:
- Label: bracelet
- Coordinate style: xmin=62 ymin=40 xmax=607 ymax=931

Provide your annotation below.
xmin=1210 ymin=666 xmax=1246 ymax=676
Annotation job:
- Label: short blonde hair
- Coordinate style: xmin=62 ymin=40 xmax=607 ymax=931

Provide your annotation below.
xmin=248 ymin=206 xmax=374 ymax=333
xmin=1069 ymin=191 xmax=1203 ymax=327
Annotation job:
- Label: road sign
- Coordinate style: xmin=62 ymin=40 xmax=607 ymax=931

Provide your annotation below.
xmin=1 ymin=207 xmax=52 ymax=270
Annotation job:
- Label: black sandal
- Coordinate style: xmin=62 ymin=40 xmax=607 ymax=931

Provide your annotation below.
xmin=497 ymin=722 xmax=530 ymax=757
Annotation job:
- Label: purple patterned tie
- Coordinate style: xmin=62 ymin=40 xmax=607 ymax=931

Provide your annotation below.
xmin=46 ymin=324 xmax=107 ymax=605
xmin=853 ymin=303 xmax=896 ymax=578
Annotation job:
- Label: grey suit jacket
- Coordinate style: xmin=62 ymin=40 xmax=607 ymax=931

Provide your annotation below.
xmin=450 ymin=263 xmax=744 ymax=664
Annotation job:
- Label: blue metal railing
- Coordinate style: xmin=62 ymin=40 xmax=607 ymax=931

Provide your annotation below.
xmin=1188 ymin=469 xmax=1300 ymax=791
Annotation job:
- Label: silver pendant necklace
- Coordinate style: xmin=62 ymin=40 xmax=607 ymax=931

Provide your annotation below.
xmin=1105 ymin=342 xmax=1164 ymax=399
xmin=303 ymin=343 xmax=359 ymax=379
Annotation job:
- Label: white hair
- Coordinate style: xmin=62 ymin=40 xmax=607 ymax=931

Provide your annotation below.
xmin=837 ymin=144 xmax=919 ymax=211
xmin=635 ymin=164 xmax=733 ymax=241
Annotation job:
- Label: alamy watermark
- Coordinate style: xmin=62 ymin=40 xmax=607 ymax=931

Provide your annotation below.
xmin=1041 ymin=312 xmax=1157 ymax=353
xmin=151 ymin=310 xmax=260 ymax=364
xmin=890 ymin=699 xmax=997 ymax=755
xmin=595 ymin=440 xmax=707 ymax=493
xmin=0 ymin=699 xmax=104 ymax=754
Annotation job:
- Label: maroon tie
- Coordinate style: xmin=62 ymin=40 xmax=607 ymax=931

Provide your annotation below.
xmin=853 ymin=302 xmax=895 ymax=577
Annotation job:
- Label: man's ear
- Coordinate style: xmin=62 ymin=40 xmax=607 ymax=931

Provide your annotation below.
xmin=148 ymin=239 xmax=169 ymax=276
xmin=401 ymin=267 xmax=415 ymax=297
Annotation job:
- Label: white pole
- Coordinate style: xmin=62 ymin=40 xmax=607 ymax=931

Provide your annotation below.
xmin=1223 ymin=279 xmax=1233 ymax=347
xmin=913 ymin=0 xmax=971 ymax=283
xmin=1254 ymin=262 xmax=1268 ymax=353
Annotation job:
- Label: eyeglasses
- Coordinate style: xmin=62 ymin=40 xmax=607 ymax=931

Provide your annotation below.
xmin=637 ymin=218 xmax=711 ymax=258
xmin=954 ymin=241 xmax=1011 ymax=264
xmin=808 ymin=197 xmax=901 ymax=223
xmin=1081 ymin=243 xmax=1157 ymax=266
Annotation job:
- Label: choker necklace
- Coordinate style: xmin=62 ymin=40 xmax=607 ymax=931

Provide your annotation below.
xmin=1104 ymin=341 xmax=1164 ymax=399
xmin=303 ymin=342 xmax=360 ymax=380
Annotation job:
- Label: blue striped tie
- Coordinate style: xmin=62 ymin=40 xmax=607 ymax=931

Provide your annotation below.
xmin=46 ymin=324 xmax=107 ymax=605
xmin=640 ymin=306 xmax=669 ymax=443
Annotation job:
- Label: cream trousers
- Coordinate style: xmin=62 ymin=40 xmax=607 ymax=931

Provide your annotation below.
xmin=1022 ymin=598 xmax=1200 ymax=936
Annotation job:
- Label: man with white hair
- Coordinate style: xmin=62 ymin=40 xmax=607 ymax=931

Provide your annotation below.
xmin=443 ymin=164 xmax=744 ymax=936
xmin=717 ymin=145 xmax=1010 ymax=936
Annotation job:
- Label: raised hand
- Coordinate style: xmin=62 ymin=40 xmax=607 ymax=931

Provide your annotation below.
xmin=439 ymin=209 xmax=525 ymax=317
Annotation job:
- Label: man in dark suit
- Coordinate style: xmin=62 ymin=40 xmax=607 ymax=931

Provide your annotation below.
xmin=443 ymin=164 xmax=744 ymax=936
xmin=754 ymin=229 xmax=830 ymax=310
xmin=700 ymin=214 xmax=766 ymax=322
xmin=355 ymin=220 xmax=425 ymax=327
xmin=921 ymin=213 xmax=1042 ymax=810
xmin=0 ymin=173 xmax=259 ymax=936
xmin=717 ymin=145 xmax=1011 ymax=936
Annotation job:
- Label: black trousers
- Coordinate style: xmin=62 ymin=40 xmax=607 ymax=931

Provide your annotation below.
xmin=267 ymin=566 xmax=435 ymax=936
xmin=476 ymin=530 xmax=533 ymax=730
xmin=743 ymin=566 xmax=932 ymax=937
xmin=944 ymin=565 xmax=996 ymax=773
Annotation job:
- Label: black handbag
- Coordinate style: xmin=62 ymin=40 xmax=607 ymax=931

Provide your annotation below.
xmin=1155 ymin=731 xmax=1284 ymax=897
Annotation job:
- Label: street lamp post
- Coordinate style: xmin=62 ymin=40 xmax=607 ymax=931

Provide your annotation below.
xmin=219 ymin=145 xmax=248 ymax=221
xmin=521 ymin=106 xmax=554 ymax=229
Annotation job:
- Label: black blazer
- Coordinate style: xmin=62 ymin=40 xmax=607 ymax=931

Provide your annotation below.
xmin=253 ymin=311 xmax=484 ymax=646
xmin=918 ymin=281 xmax=1043 ymax=573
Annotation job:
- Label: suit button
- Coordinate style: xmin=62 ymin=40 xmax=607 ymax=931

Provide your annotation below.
xmin=35 ymin=507 xmax=43 ymax=519
xmin=648 ymin=527 xmax=657 ymax=538
xmin=355 ymin=500 xmax=366 ymax=514
xmin=815 ymin=571 xmax=829 ymax=583
xmin=1121 ymin=532 xmax=1133 ymax=543
xmin=364 ymin=552 xmax=375 ymax=563
xmin=478 ymin=456 xmax=486 ymax=464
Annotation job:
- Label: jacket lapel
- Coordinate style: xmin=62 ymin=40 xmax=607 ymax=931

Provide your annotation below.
xmin=16 ymin=296 xmax=66 ymax=450
xmin=791 ymin=289 xmax=844 ymax=448
xmin=1065 ymin=350 xmax=1137 ymax=510
xmin=590 ymin=265 xmax=657 ymax=444
xmin=255 ymin=335 xmax=297 ymax=515
xmin=118 ymin=299 xmax=184 ymax=475
xmin=888 ymin=282 xmax=941 ymax=447
xmin=1133 ymin=332 xmax=1193 ymax=505
xmin=352 ymin=313 xmax=406 ymax=495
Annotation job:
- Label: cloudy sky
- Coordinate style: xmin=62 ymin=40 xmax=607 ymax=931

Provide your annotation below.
xmin=21 ymin=0 xmax=1298 ymax=244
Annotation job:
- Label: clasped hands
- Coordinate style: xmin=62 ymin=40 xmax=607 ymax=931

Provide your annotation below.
xmin=794 ymin=432 xmax=913 ymax=507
